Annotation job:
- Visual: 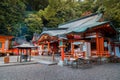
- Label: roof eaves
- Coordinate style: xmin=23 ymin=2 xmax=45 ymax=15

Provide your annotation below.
xmin=71 ymin=21 xmax=109 ymax=33
xmin=37 ymin=29 xmax=67 ymax=41
xmin=109 ymin=22 xmax=119 ymax=33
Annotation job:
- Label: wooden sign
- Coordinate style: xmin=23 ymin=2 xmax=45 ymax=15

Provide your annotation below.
xmin=74 ymin=35 xmax=81 ymax=39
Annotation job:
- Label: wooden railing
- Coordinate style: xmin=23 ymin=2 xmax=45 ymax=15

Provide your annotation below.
xmin=0 ymin=49 xmax=12 ymax=53
xmin=64 ymin=51 xmax=86 ymax=60
xmin=91 ymin=50 xmax=110 ymax=57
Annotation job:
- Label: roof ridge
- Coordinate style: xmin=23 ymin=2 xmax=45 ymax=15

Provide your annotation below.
xmin=58 ymin=13 xmax=98 ymax=26
xmin=43 ymin=28 xmax=67 ymax=31
xmin=66 ymin=16 xmax=97 ymax=31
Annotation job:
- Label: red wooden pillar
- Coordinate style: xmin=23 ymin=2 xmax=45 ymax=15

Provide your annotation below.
xmin=17 ymin=49 xmax=20 ymax=62
xmin=59 ymin=40 xmax=65 ymax=61
xmin=96 ymin=32 xmax=99 ymax=56
xmin=71 ymin=41 xmax=74 ymax=55
xmin=102 ymin=37 xmax=104 ymax=57
xmin=41 ymin=44 xmax=44 ymax=55
xmin=108 ymin=40 xmax=111 ymax=57
xmin=2 ymin=43 xmax=5 ymax=51
xmin=47 ymin=42 xmax=50 ymax=52
xmin=100 ymin=37 xmax=104 ymax=57
xmin=61 ymin=46 xmax=65 ymax=61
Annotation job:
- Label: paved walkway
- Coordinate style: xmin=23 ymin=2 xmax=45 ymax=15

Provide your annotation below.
xmin=0 ymin=55 xmax=59 ymax=67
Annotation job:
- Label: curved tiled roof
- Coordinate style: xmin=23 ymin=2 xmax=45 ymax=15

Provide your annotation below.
xmin=38 ymin=13 xmax=117 ymax=41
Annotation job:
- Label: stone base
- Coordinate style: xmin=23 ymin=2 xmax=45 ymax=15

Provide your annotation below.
xmin=58 ymin=60 xmax=64 ymax=66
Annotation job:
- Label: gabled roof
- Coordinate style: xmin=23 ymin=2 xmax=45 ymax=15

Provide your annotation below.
xmin=38 ymin=13 xmax=118 ymax=41
xmin=58 ymin=13 xmax=102 ymax=28
xmin=40 ymin=13 xmax=105 ymax=36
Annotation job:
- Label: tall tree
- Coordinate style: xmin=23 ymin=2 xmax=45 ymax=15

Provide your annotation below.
xmin=0 ymin=0 xmax=26 ymax=35
xmin=25 ymin=0 xmax=49 ymax=11
xmin=38 ymin=0 xmax=84 ymax=27
xmin=94 ymin=0 xmax=120 ymax=28
xmin=25 ymin=13 xmax=43 ymax=34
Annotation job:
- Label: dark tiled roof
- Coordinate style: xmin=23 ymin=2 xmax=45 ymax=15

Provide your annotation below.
xmin=40 ymin=13 xmax=104 ymax=36
xmin=38 ymin=13 xmax=117 ymax=41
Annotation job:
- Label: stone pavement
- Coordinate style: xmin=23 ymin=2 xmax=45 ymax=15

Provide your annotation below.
xmin=0 ymin=55 xmax=59 ymax=67
xmin=0 ymin=63 xmax=120 ymax=80
xmin=31 ymin=55 xmax=59 ymax=65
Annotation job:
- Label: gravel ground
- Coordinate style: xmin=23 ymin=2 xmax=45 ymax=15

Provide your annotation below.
xmin=0 ymin=63 xmax=120 ymax=80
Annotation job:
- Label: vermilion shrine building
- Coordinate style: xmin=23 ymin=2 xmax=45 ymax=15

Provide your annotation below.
xmin=0 ymin=35 xmax=13 ymax=55
xmin=34 ymin=13 xmax=120 ymax=61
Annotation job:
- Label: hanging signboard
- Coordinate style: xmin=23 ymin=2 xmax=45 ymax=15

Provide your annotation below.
xmin=74 ymin=35 xmax=81 ymax=39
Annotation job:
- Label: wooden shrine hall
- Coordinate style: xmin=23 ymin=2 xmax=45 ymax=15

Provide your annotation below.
xmin=35 ymin=13 xmax=119 ymax=61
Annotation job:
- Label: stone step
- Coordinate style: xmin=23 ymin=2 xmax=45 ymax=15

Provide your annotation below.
xmin=37 ymin=60 xmax=57 ymax=65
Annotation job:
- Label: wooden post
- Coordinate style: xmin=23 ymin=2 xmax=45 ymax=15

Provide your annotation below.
xmin=52 ymin=51 xmax=55 ymax=61
xmin=26 ymin=49 xmax=28 ymax=62
xmin=20 ymin=49 xmax=22 ymax=63
xmin=71 ymin=41 xmax=74 ymax=55
xmin=48 ymin=42 xmax=50 ymax=54
xmin=61 ymin=46 xmax=65 ymax=61
xmin=29 ymin=49 xmax=31 ymax=61
xmin=108 ymin=39 xmax=111 ymax=57
xmin=17 ymin=49 xmax=19 ymax=62
xmin=113 ymin=47 xmax=116 ymax=56
xmin=96 ymin=32 xmax=99 ymax=56
xmin=59 ymin=40 xmax=65 ymax=61
xmin=100 ymin=37 xmax=104 ymax=57
xmin=41 ymin=44 xmax=44 ymax=55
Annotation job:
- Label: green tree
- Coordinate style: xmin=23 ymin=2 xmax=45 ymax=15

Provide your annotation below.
xmin=38 ymin=0 xmax=84 ymax=27
xmin=25 ymin=0 xmax=49 ymax=11
xmin=25 ymin=12 xmax=43 ymax=34
xmin=94 ymin=0 xmax=120 ymax=28
xmin=0 ymin=0 xmax=26 ymax=35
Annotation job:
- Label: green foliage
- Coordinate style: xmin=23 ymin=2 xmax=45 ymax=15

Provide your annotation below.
xmin=25 ymin=12 xmax=43 ymax=34
xmin=0 ymin=0 xmax=120 ymax=40
xmin=25 ymin=0 xmax=49 ymax=11
xmin=94 ymin=0 xmax=120 ymax=28
xmin=0 ymin=0 xmax=26 ymax=35
xmin=38 ymin=0 xmax=84 ymax=27
xmin=78 ymin=0 xmax=94 ymax=12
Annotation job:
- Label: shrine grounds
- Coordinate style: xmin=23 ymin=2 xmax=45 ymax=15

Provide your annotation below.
xmin=0 ymin=63 xmax=120 ymax=80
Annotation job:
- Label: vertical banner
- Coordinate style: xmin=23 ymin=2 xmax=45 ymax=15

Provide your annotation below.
xmin=115 ymin=47 xmax=120 ymax=57
xmin=84 ymin=42 xmax=91 ymax=57
xmin=5 ymin=39 xmax=9 ymax=50
xmin=59 ymin=40 xmax=63 ymax=46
